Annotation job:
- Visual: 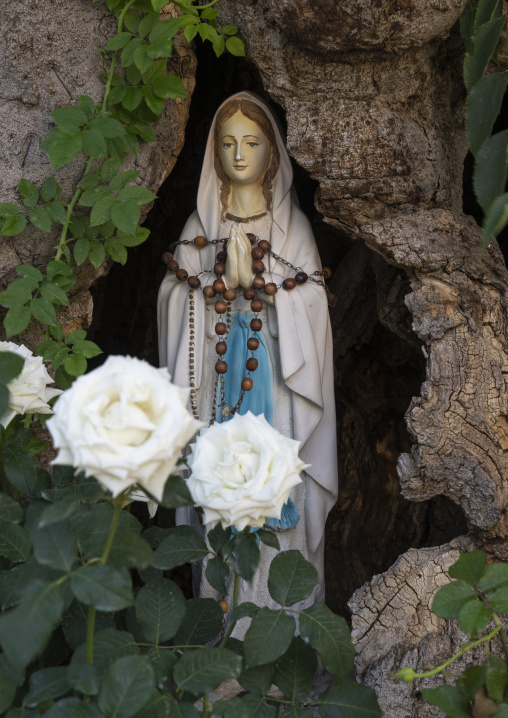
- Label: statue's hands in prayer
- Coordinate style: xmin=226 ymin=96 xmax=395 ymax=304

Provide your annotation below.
xmin=225 ymin=224 xmax=254 ymax=289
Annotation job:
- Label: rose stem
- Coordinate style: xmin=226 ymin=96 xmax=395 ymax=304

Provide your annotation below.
xmin=219 ymin=572 xmax=240 ymax=648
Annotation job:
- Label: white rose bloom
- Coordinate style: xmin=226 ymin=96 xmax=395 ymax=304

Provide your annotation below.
xmin=47 ymin=355 xmax=203 ymax=501
xmin=186 ymin=411 xmax=309 ymax=531
xmin=0 ymin=341 xmax=62 ymax=428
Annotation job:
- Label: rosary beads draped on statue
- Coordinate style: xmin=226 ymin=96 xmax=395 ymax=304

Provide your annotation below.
xmin=157 ymin=92 xmax=338 ymax=630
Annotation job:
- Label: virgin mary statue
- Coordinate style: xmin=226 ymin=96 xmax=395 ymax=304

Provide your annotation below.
xmin=158 ymin=91 xmax=338 ymax=617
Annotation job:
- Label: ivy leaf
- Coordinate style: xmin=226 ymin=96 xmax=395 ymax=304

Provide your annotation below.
xmin=28 ymin=206 xmax=52 ymax=233
xmin=18 ymin=178 xmax=39 ymax=208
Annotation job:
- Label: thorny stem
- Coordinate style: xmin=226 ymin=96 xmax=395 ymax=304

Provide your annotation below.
xmin=492 ymin=611 xmax=508 ymax=665
xmin=220 ymin=572 xmax=240 ymax=647
xmin=55 ymin=0 xmax=131 ymax=263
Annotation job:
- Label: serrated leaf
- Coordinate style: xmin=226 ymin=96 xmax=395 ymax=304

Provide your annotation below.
xmin=173 ymin=647 xmax=242 ymax=695
xmin=458 ymin=598 xmax=491 ymax=636
xmin=257 ymin=529 xmax=280 ymax=550
xmin=154 ymin=525 xmax=210 ymax=569
xmin=173 ymin=597 xmax=223 ymax=646
xmin=319 ymin=680 xmax=382 ymax=718
xmin=184 ymin=24 xmax=199 ymax=43
xmin=70 ymin=564 xmax=134 ymax=611
xmin=111 ymin=201 xmax=140 ymax=234
xmin=0 ymin=495 xmax=22 ymax=524
xmin=0 ymin=671 xmax=18 ymax=713
xmin=449 ymin=550 xmax=486 ymax=586
xmin=226 ymin=36 xmax=245 ymax=57
xmin=122 ymin=37 xmax=143 ymax=67
xmin=78 ymin=95 xmax=96 ymax=115
xmin=18 ymin=178 xmax=39 ymax=208
xmin=420 ymin=685 xmax=471 ymax=718
xmin=0 ymin=564 xmax=24 ymax=610
xmin=74 ymin=237 xmax=90 ymax=265
xmin=234 ymin=532 xmax=260 ymax=582
xmin=206 ymin=556 xmax=230 ymax=593
xmin=488 ymin=584 xmax=508 ymax=612
xmin=130 ymin=121 xmax=156 ymax=141
xmin=134 ymin=44 xmax=153 ymax=74
xmin=72 ymin=627 xmax=138 ymax=673
xmin=1 ymin=214 xmax=27 ymax=237
xmin=244 ymin=608 xmax=295 ymax=668
xmin=44 ymin=697 xmax=100 ymax=717
xmin=4 ymin=444 xmax=38 ymax=495
xmin=273 ymin=635 xmax=316 ymax=700
xmin=28 ymin=206 xmax=52 ymax=232
xmin=433 ymin=580 xmax=478 ymax=619
xmin=122 ymin=87 xmax=143 ymax=112
xmin=152 ymin=74 xmax=186 ymax=99
xmin=99 ymin=655 xmax=155 ymax=718
xmin=479 ymin=562 xmax=508 ymax=592
xmin=64 ymin=353 xmax=87 ymax=377
xmin=268 ymin=550 xmax=317 ymax=607
xmin=31 ymin=296 xmax=57 ymax=325
xmin=46 ymin=200 xmax=67 ymax=224
xmin=32 ymin=520 xmax=77 ymax=572
xmin=135 ymin=578 xmax=186 ymax=644
xmin=0 ymin=520 xmax=31 ymax=563
xmin=4 ymin=305 xmax=30 ymax=337
xmin=51 ymin=106 xmax=88 ymax=127
xmin=88 ymin=241 xmax=106 ymax=268
xmin=67 ymin=662 xmax=99 ymax=695
xmin=485 ymin=664 xmax=507 ymax=702
xmin=106 ymin=31 xmax=134 ymax=51
xmin=24 ymin=666 xmax=69 ymax=708
xmin=90 ymin=195 xmax=116 ymax=226
xmin=82 ymin=128 xmax=108 ymax=158
xmin=91 ymin=116 xmax=126 ymax=138
xmin=44 ymin=128 xmax=83 ymax=169
xmin=300 ymin=603 xmax=355 ymax=680
xmin=71 ymin=340 xmax=102 ymax=359
xmin=105 ymin=237 xmax=128 ymax=264
xmin=41 ymin=281 xmax=70 ymax=306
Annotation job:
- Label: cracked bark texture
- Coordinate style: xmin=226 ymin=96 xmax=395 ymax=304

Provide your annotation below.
xmin=212 ymin=0 xmax=508 ymax=713
xmin=0 ymin=0 xmax=196 ymax=345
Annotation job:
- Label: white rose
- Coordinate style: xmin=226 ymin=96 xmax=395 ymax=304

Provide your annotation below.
xmin=186 ymin=411 xmax=309 ymax=531
xmin=47 ymin=355 xmax=203 ymax=501
xmin=0 ymin=341 xmax=62 ymax=428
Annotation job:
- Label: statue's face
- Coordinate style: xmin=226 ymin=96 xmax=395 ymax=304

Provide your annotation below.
xmin=219 ymin=111 xmax=271 ymax=185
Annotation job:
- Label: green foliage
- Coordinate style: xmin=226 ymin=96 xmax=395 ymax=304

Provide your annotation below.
xmin=462 ymin=0 xmax=508 ymax=246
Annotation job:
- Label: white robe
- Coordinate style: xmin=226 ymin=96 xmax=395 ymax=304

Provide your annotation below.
xmin=157 ymin=92 xmax=338 ymax=627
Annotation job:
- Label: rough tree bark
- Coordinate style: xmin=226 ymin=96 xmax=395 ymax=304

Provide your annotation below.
xmin=212 ymin=0 xmax=508 ymax=714
xmin=0 ymin=0 xmax=196 ymax=345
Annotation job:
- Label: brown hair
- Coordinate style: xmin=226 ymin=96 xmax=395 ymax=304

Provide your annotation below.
xmin=214 ymin=98 xmax=280 ymax=222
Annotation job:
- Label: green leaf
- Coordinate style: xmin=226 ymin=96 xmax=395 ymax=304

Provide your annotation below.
xmin=74 ymin=237 xmax=90 ymax=265
xmin=41 ymin=281 xmax=70 ymax=306
xmin=51 ymin=106 xmax=88 ymax=127
xmin=184 ymin=24 xmax=199 ymax=44
xmin=420 ymin=685 xmax=471 ymax=718
xmin=0 ymin=564 xmax=24 ymax=610
xmin=72 ymin=340 xmax=102 ymax=359
xmin=487 ymin=584 xmax=508 ymax=612
xmin=105 ymin=237 xmax=128 ymax=264
xmin=91 ymin=116 xmax=126 ymax=139
xmin=72 ymin=627 xmax=138 ymax=673
xmin=173 ymin=647 xmax=242 ymax=695
xmin=212 ymin=34 xmax=225 ymax=58
xmin=238 ymin=663 xmax=274 ymax=695
xmin=154 ymin=525 xmax=210 ymax=569
xmin=458 ymin=598 xmax=491 ymax=636
xmin=4 ymin=443 xmax=38 ymax=495
xmin=0 ymin=350 xmax=24 ymax=384
xmin=206 ymin=556 xmax=230 ymax=593
xmin=99 ymin=655 xmax=155 ymax=718
xmin=122 ymin=87 xmax=143 ymax=112
xmin=106 ymin=31 xmax=134 ymax=51
xmin=231 ymin=601 xmax=260 ymax=622
xmin=138 ymin=12 xmax=159 ymax=38
xmin=244 ymin=608 xmax=295 ymax=668
xmin=0 ymin=579 xmax=64 ymax=671
xmin=159 ymin=474 xmax=193 ymax=508
xmin=1 ymin=214 xmax=27 ymax=237
xmin=0 ymin=670 xmax=18 ymax=714
xmin=82 ymin=128 xmax=108 ymax=158
xmin=24 ymin=666 xmax=69 ymax=707
xmin=299 ymin=603 xmax=355 ymax=681
xmin=216 ymin=694 xmax=276 ymax=717
xmin=432 ymin=579 xmax=478 ymax=619
xmin=479 ymin=562 xmax=508 ymax=592
xmin=319 ymin=680 xmax=382 ymax=718
xmin=63 ymin=601 xmax=113 ymax=651
xmin=52 ymin=345 xmax=71 ymax=370
xmin=44 ymin=697 xmax=100 ymax=717
xmin=135 ymin=577 xmax=186 ymax=643
xmin=90 ymin=196 xmax=117 ymax=225
xmin=70 ymin=564 xmax=134 ymax=611
xmin=64 ymin=353 xmax=87 ymax=377
xmin=78 ymin=95 xmax=96 ymax=115
xmin=268 ymin=550 xmax=317 ymax=607
xmin=464 ymin=15 xmax=506 ymax=93
xmin=122 ymin=37 xmax=143 ymax=67
xmin=32 ymin=521 xmax=77 ymax=572
xmin=222 ymin=25 xmax=238 ymax=35
xmin=111 ymin=201 xmax=140 ymax=234
xmin=152 ymin=74 xmax=186 ymax=99
xmin=256 ymin=528 xmax=280 ymax=550
xmin=473 ymin=129 xmax=508 ymax=212
xmin=173 ymin=597 xmax=223 ymax=646
xmin=273 ymin=635 xmax=316 ymax=701
xmin=28 ymin=206 xmax=52 ymax=232
xmin=79 ymin=186 xmax=111 ymax=207
xmin=130 ymin=121 xmax=156 ymax=141
xmin=449 ymin=550 xmax=486 ymax=586
xmin=18 ymin=178 xmax=39 ymax=208
xmin=466 ymin=72 xmax=508 ymax=156
xmin=4 ymin=306 xmax=31 ymax=337
xmin=124 ymin=10 xmax=140 ymax=33
xmin=226 ymin=36 xmax=245 ymax=57
xmin=150 ymin=18 xmax=180 ymax=42
xmin=67 ymin=663 xmax=99 ymax=696
xmin=134 ymin=44 xmax=153 ymax=74
xmin=43 ymin=127 xmax=83 ymax=169
xmin=88 ymin=241 xmax=106 ymax=268
xmin=31 ymin=296 xmax=57 ymax=325
xmin=234 ymin=532 xmax=260 ymax=582
xmin=485 ymin=664 xmax=507 ymax=702
xmin=0 ymin=202 xmax=20 ymax=218
xmin=46 ymin=200 xmax=67 ymax=224
xmin=0 ymin=520 xmax=31 ymax=563
xmin=0 ymin=494 xmax=22 ymax=524
xmin=118 ymin=185 xmax=157 ymax=204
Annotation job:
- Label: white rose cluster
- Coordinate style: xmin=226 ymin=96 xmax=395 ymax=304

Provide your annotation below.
xmin=186 ymin=411 xmax=308 ymax=531
xmin=47 ymin=355 xmax=203 ymax=501
xmin=0 ymin=341 xmax=62 ymax=428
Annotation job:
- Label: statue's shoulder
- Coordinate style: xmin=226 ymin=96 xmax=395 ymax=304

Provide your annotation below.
xmin=181 ymin=210 xmax=205 ymax=239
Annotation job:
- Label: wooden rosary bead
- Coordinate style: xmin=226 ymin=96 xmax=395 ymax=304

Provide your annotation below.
xmin=246 ymin=357 xmax=258 ymax=371
xmin=295 ymin=272 xmax=308 ymax=284
xmin=187 ymin=275 xmax=201 ymax=288
xmin=264 ymin=282 xmax=277 ymax=295
xmin=216 ymin=250 xmax=227 ymax=262
xmin=253 ymin=260 xmax=265 ymax=275
xmin=162 ymin=251 xmax=173 ymax=264
xmin=250 ymin=317 xmax=262 ymax=332
xmin=213 ymin=278 xmax=226 ymax=293
xmin=203 ymin=285 xmax=216 ymax=298
xmin=216 ymin=341 xmax=227 ymax=356
xmin=247 ymin=337 xmax=259 ymax=350
xmin=215 ymin=300 xmax=227 ymax=314
xmin=215 ymin=322 xmax=227 ymax=335
xmin=214 ymin=262 xmax=226 ymax=276
xmin=194 ymin=235 xmax=208 ymax=247
xmin=176 ymin=268 xmax=188 ymax=281
xmin=223 ymin=288 xmax=237 ymax=301
xmin=246 ymin=233 xmax=256 ymax=245
xmin=322 ymin=267 xmax=332 ymax=280
xmin=241 ymin=377 xmax=253 ymax=391
xmin=251 ymin=298 xmax=263 ymax=313
xmin=327 ymin=292 xmax=338 ymax=308
xmin=251 ymin=247 xmax=264 ymax=260
xmin=243 ymin=287 xmax=256 ymax=300
xmin=283 ymin=277 xmax=297 ymax=290
xmin=258 ymin=239 xmax=271 ymax=252
xmin=167 ymin=259 xmax=179 ymax=272
xmin=252 ymin=275 xmax=265 ymax=290
xmin=215 ymin=360 xmax=228 ymax=374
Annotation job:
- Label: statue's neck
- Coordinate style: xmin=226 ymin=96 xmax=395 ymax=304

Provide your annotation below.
xmin=228 ymin=181 xmax=266 ymax=219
